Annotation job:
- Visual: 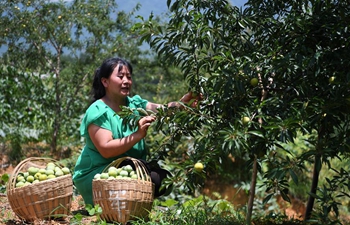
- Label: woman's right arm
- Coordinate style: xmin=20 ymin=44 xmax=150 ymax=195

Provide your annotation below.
xmin=88 ymin=115 xmax=156 ymax=158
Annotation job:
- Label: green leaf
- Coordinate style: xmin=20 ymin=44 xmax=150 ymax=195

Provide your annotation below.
xmin=262 ymin=193 xmax=274 ymax=205
xmin=280 ymin=189 xmax=291 ymax=203
xmin=161 ymin=199 xmax=178 ymax=207
xmin=1 ymin=173 xmax=9 ymax=183
xmin=288 ymin=169 xmax=298 ymax=185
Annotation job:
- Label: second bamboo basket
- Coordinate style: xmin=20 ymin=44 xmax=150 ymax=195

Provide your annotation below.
xmin=92 ymin=157 xmax=155 ymax=224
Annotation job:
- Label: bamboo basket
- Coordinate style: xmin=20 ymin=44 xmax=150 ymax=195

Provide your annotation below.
xmin=92 ymin=157 xmax=155 ymax=224
xmin=6 ymin=157 xmax=73 ymax=222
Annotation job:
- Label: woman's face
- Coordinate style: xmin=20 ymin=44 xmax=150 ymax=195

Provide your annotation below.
xmin=102 ymin=64 xmax=132 ymax=98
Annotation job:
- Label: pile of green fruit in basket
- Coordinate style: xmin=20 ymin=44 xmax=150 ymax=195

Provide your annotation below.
xmin=94 ymin=165 xmax=139 ymax=180
xmin=15 ymin=162 xmax=71 ymax=188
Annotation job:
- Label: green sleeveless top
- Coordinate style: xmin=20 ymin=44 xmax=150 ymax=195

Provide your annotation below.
xmin=72 ymin=95 xmax=148 ymax=205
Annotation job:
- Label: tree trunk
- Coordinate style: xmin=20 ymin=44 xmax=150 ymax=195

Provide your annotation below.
xmin=50 ymin=51 xmax=62 ymax=154
xmin=246 ymin=155 xmax=258 ymax=225
xmin=304 ymin=153 xmax=321 ymax=220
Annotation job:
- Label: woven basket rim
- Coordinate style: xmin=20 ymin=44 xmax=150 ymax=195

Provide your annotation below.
xmin=7 ymin=174 xmax=72 ymax=192
xmin=102 ymin=157 xmax=152 ymax=182
xmin=7 ymin=157 xmax=68 ymax=191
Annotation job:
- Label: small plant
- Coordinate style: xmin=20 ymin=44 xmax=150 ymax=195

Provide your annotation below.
xmin=0 ymin=173 xmax=9 ymax=194
xmin=86 ymin=204 xmax=103 ymax=222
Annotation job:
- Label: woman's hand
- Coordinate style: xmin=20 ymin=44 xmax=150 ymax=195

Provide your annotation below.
xmin=136 ymin=115 xmax=156 ymax=137
xmin=146 ymin=91 xmax=204 ymax=112
xmin=180 ymin=91 xmax=203 ymax=108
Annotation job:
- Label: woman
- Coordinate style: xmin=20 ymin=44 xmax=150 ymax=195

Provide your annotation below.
xmin=73 ymin=57 xmax=199 ymax=206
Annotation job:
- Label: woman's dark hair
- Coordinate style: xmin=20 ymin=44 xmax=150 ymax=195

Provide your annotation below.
xmin=91 ymin=57 xmax=133 ymax=102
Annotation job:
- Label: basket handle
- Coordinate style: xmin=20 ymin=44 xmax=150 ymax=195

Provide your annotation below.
xmin=103 ymin=157 xmax=152 ymax=182
xmin=7 ymin=157 xmax=63 ymax=190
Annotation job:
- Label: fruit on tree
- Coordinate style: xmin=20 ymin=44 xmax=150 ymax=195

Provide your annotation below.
xmin=242 ymin=116 xmax=250 ymax=124
xmin=250 ymin=78 xmax=258 ymax=87
xmin=329 ymin=76 xmax=335 ymax=84
xmin=194 ymin=162 xmax=204 ymax=172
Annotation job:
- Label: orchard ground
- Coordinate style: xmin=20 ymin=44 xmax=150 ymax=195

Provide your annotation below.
xmin=0 ymin=149 xmax=346 ymax=224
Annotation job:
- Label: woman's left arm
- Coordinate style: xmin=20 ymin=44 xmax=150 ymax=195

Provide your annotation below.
xmin=146 ymin=92 xmax=202 ymax=112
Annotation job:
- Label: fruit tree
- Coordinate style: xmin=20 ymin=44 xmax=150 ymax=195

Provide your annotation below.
xmin=134 ymin=0 xmax=350 ymax=224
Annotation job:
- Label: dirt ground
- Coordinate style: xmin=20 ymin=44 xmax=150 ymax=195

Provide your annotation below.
xmin=0 ymin=193 xmax=97 ymax=225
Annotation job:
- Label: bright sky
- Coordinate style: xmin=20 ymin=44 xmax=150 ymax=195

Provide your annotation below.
xmin=120 ymin=0 xmax=247 ymax=18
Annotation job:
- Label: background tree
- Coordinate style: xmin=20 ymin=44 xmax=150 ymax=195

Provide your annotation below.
xmin=245 ymin=0 xmax=350 ymax=222
xmin=0 ymin=0 xmax=171 ymax=155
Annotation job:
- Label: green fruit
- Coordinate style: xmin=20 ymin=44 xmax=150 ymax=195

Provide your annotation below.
xmin=55 ymin=170 xmax=64 ymax=177
xmin=47 ymin=174 xmax=56 ymax=179
xmin=23 ymin=182 xmax=31 ymax=186
xmin=28 ymin=167 xmax=39 ymax=175
xmin=61 ymin=167 xmax=70 ymax=175
xmin=123 ymin=165 xmax=133 ymax=173
xmin=115 ymin=175 xmax=123 ymax=179
xmin=250 ymin=78 xmax=258 ymax=87
xmin=94 ymin=173 xmax=101 ymax=180
xmin=194 ymin=162 xmax=204 ymax=172
xmin=47 ymin=162 xmax=55 ymax=167
xmin=38 ymin=174 xmax=47 ymax=181
xmin=119 ymin=170 xmax=129 ymax=177
xmin=100 ymin=173 xmax=109 ymax=179
xmin=16 ymin=181 xmax=25 ymax=188
xmin=23 ymin=172 xmax=29 ymax=178
xmin=242 ymin=116 xmax=250 ymax=124
xmin=108 ymin=166 xmax=117 ymax=172
xmin=34 ymin=172 xmax=41 ymax=180
xmin=32 ymin=180 xmax=40 ymax=184
xmin=329 ymin=76 xmax=335 ymax=84
xmin=46 ymin=162 xmax=56 ymax=170
xmin=108 ymin=169 xmax=118 ymax=177
xmin=129 ymin=171 xmax=135 ymax=176
xmin=26 ymin=175 xmax=35 ymax=183
xmin=17 ymin=175 xmax=25 ymax=182
xmin=45 ymin=169 xmax=55 ymax=175
xmin=38 ymin=168 xmax=47 ymax=174
xmin=131 ymin=174 xmax=138 ymax=179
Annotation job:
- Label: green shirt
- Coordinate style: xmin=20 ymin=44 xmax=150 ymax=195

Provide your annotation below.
xmin=72 ymin=95 xmax=148 ymax=205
